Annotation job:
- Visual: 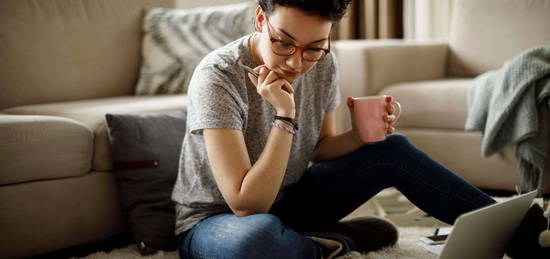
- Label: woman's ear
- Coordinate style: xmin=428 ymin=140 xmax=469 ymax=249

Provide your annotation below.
xmin=254 ymin=6 xmax=264 ymax=32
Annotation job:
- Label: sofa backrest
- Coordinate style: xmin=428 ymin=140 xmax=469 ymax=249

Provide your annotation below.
xmin=0 ymin=0 xmax=174 ymax=110
xmin=448 ymin=0 xmax=550 ymax=77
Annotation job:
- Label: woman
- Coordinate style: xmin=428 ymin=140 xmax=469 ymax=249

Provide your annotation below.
xmin=172 ymin=0 xmax=547 ymax=258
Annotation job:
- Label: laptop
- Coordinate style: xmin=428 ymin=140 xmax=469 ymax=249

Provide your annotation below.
xmin=419 ymin=190 xmax=537 ymax=259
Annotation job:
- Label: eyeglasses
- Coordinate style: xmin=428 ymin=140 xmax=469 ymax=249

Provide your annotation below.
xmin=264 ymin=15 xmax=330 ymax=62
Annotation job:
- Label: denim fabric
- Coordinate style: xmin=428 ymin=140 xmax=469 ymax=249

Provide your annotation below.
xmin=178 ymin=213 xmax=321 ymax=259
xmin=178 ymin=134 xmax=496 ymax=258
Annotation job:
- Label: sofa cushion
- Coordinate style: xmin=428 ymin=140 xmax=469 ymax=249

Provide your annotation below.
xmin=105 ymin=111 xmax=186 ymax=255
xmin=0 ymin=0 xmax=174 ymax=110
xmin=398 ymin=128 xmax=520 ymax=191
xmin=0 ymin=115 xmax=93 ymax=185
xmin=134 ymin=2 xmax=254 ymax=95
xmin=2 ymin=95 xmax=187 ymax=171
xmin=0 ymin=171 xmax=125 ymax=258
xmin=448 ymin=0 xmax=550 ymax=77
xmin=379 ymin=79 xmax=472 ymax=130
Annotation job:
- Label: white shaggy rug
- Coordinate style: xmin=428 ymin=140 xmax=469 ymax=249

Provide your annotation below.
xmin=77 ymin=192 xmax=525 ymax=259
xmin=77 ymin=227 xmax=437 ymax=259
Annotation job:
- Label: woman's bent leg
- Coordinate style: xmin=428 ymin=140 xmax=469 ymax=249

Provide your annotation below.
xmin=271 ymin=133 xmax=495 ymax=231
xmin=178 ymin=213 xmax=321 ymax=259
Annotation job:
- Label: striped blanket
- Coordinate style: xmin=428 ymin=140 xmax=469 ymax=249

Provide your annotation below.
xmin=135 ymin=2 xmax=255 ymax=95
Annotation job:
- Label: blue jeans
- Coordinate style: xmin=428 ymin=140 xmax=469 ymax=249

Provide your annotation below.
xmin=178 ymin=134 xmax=496 ymax=259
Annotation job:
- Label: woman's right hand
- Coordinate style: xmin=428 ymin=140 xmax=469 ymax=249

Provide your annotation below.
xmin=247 ymin=66 xmax=296 ymax=118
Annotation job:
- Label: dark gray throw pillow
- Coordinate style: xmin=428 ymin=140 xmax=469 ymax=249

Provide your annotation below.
xmin=105 ymin=110 xmax=187 ymax=255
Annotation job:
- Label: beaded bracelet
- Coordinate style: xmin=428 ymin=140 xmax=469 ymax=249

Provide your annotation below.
xmin=274 ymin=116 xmax=298 ymax=130
xmin=272 ymin=121 xmax=296 ymax=135
xmin=276 ymin=119 xmax=295 ymax=129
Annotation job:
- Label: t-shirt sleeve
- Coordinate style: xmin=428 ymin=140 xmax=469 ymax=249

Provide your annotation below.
xmin=324 ymin=52 xmax=341 ymax=113
xmin=187 ymin=66 xmax=244 ymax=135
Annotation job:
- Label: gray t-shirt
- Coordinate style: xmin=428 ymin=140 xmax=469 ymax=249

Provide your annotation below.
xmin=172 ymin=34 xmax=340 ymax=235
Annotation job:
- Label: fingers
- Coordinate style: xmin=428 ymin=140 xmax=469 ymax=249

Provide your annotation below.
xmin=385 ymin=95 xmax=398 ymax=114
xmin=253 ymin=65 xmax=294 ymax=94
xmin=269 ymin=79 xmax=293 ymax=94
xmin=257 ymin=66 xmax=268 ymax=84
xmin=383 ymin=96 xmax=400 ymax=134
xmin=384 ymin=113 xmax=396 ymax=134
xmin=387 ymin=103 xmax=394 ymax=114
xmin=383 ymin=114 xmax=397 ymax=135
xmin=264 ymin=70 xmax=280 ymax=85
xmin=256 ymin=78 xmax=294 ymax=96
xmin=347 ymin=97 xmax=354 ymax=108
xmin=247 ymin=73 xmax=258 ymax=86
xmin=281 ymin=81 xmax=295 ymax=94
xmin=385 ymin=97 xmax=397 ymax=134
xmin=253 ymin=66 xmax=262 ymax=73
xmin=383 ymin=114 xmax=397 ymax=123
xmin=255 ymin=66 xmax=282 ymax=86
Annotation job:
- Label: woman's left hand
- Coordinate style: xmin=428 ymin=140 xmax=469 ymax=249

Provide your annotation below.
xmin=346 ymin=96 xmax=397 ymax=138
xmin=383 ymin=96 xmax=397 ymax=134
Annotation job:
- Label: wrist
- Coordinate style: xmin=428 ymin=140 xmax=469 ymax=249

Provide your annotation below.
xmin=272 ymin=121 xmax=295 ymax=135
xmin=348 ymin=128 xmax=363 ymax=144
xmin=274 ymin=116 xmax=298 ymax=131
xmin=276 ymin=109 xmax=295 ymax=118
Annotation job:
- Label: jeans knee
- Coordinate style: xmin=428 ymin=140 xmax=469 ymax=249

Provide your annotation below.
xmin=355 ymin=133 xmax=411 ymax=154
xmin=181 ymin=213 xmax=320 ymax=258
xmin=385 ymin=133 xmax=410 ymax=146
xmin=240 ymin=213 xmax=283 ymax=235
xmin=223 ymin=213 xmax=282 ymax=242
xmin=211 ymin=214 xmax=292 ymax=256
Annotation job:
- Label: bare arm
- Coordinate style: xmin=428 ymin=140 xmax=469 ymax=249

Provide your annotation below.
xmin=204 ymin=123 xmax=293 ymax=216
xmin=205 ymin=65 xmax=296 ymax=217
xmin=311 ymin=111 xmax=364 ymax=162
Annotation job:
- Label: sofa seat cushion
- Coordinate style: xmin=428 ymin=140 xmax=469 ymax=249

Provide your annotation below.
xmin=0 ymin=115 xmax=93 ymax=185
xmin=2 ymin=95 xmax=187 ymax=171
xmin=379 ymin=79 xmax=472 ymax=130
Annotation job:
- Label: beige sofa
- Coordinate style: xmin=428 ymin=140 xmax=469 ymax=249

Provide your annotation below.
xmin=333 ymin=0 xmax=550 ymax=192
xmin=1 ymin=0 xmax=549 ymax=258
xmin=0 ymin=0 xmax=206 ymax=258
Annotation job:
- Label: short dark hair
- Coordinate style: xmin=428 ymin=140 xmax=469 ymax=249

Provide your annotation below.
xmin=258 ymin=0 xmax=352 ymax=22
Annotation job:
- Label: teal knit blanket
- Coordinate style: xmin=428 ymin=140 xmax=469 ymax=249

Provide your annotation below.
xmin=465 ymin=46 xmax=550 ymax=192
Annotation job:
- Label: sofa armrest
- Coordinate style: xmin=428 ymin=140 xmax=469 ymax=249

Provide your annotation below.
xmin=332 ymin=40 xmax=449 ymax=133
xmin=333 ymin=39 xmax=449 ymax=96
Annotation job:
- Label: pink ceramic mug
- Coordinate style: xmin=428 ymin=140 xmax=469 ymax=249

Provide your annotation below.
xmin=353 ymin=96 xmax=402 ymax=143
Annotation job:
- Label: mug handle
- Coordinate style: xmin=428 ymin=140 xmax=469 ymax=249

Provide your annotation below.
xmin=390 ymin=101 xmax=401 ymax=126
